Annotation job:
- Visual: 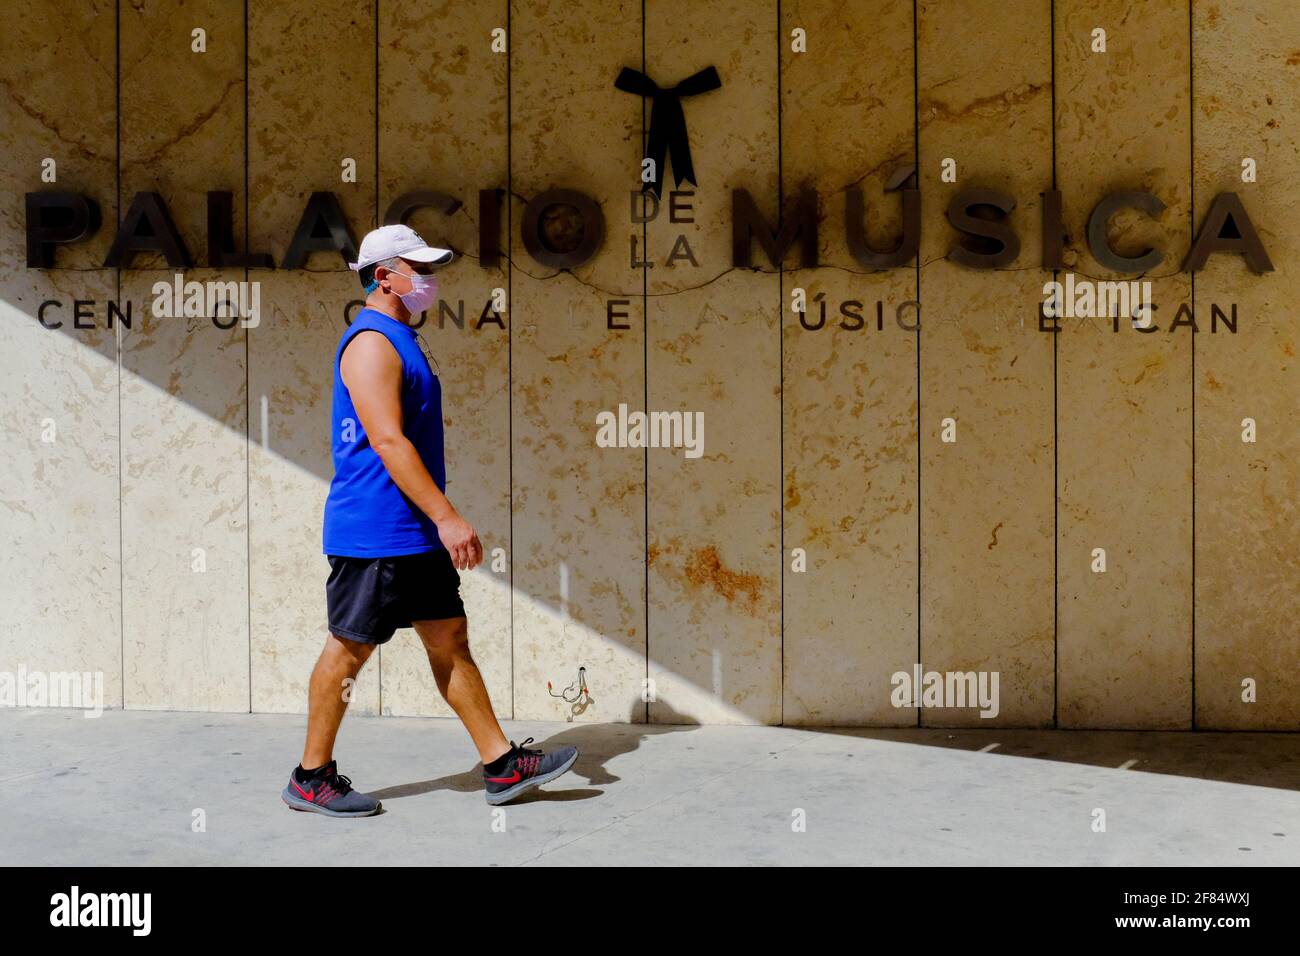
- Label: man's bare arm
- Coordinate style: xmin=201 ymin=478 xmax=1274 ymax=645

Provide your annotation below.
xmin=340 ymin=331 xmax=483 ymax=570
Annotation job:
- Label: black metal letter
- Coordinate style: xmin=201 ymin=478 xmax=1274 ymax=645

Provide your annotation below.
xmin=732 ymin=188 xmax=818 ymax=269
xmin=26 ymin=192 xmax=101 ymax=268
xmin=946 ymin=188 xmax=1019 ymax=268
xmin=281 ymin=192 xmax=358 ymax=270
xmin=521 ymin=188 xmax=604 ymax=269
xmin=1183 ymin=192 xmax=1274 ymax=274
xmin=847 ymin=165 xmax=919 ymax=270
xmin=104 ymin=192 xmax=192 ymax=268
xmin=206 ymin=192 xmax=273 ymax=268
xmin=1087 ymin=190 xmax=1164 ymax=273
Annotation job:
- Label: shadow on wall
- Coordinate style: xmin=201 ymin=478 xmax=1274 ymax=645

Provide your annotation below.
xmin=9 ymin=239 xmax=790 ymax=726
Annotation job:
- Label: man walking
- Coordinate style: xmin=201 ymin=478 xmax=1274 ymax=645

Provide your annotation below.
xmin=282 ymin=224 xmax=578 ymax=818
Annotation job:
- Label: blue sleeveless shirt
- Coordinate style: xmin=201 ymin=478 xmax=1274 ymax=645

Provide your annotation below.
xmin=322 ymin=308 xmax=446 ymax=557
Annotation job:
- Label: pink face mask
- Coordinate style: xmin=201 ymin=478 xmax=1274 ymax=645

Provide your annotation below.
xmin=391 ymin=269 xmax=438 ymax=315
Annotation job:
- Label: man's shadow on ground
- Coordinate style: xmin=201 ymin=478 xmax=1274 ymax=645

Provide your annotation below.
xmin=368 ymin=697 xmax=700 ymax=804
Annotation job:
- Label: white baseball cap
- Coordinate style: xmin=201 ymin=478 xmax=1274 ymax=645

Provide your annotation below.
xmin=349 ymin=224 xmax=455 ymax=272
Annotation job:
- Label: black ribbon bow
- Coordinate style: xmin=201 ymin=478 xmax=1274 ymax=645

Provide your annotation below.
xmin=614 ymin=65 xmax=722 ymax=198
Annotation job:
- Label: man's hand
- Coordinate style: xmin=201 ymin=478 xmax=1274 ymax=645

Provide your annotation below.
xmin=435 ymin=509 xmax=484 ymax=570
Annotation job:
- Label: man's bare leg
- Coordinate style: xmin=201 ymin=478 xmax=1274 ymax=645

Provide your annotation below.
xmin=413 ymin=617 xmax=510 ymax=764
xmin=301 ymin=633 xmax=376 ymax=769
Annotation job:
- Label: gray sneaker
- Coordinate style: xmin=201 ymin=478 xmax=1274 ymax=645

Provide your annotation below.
xmin=482 ymin=737 xmax=579 ymax=805
xmin=281 ymin=760 xmax=382 ymax=818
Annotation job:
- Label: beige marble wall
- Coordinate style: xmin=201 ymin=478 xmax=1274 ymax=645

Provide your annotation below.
xmin=0 ymin=2 xmax=121 ymax=704
xmin=247 ymin=1 xmax=381 ymax=717
xmin=2 ymin=1 xmax=1297 ymax=730
xmin=1192 ymin=1 xmax=1300 ymax=729
xmin=917 ymin=0 xmax=1055 ymax=727
xmin=509 ymin=0 xmax=648 ymax=722
xmin=119 ymin=0 xmax=249 ymax=712
xmin=645 ymin=0 xmax=782 ymax=724
xmin=377 ymin=2 xmax=512 ymax=718
xmin=1055 ymin=1 xmax=1194 ymax=728
xmin=780 ymin=1 xmax=919 ymax=725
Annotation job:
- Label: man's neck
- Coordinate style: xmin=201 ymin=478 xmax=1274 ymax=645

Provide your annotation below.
xmin=365 ymin=294 xmax=411 ymax=324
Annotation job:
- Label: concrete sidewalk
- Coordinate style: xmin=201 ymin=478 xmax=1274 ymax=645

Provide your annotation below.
xmin=2 ymin=708 xmax=1298 ymax=866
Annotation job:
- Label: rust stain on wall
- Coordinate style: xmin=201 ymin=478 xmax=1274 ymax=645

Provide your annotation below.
xmin=684 ymin=545 xmax=763 ymax=608
xmin=785 ymin=467 xmax=801 ymax=509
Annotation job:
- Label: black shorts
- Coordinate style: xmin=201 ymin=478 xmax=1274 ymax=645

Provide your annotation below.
xmin=325 ymin=548 xmax=466 ymax=645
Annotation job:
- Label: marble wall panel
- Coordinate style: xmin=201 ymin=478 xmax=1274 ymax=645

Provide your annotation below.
xmin=645 ymin=0 xmax=781 ymax=724
xmin=780 ymin=0 xmax=919 ymax=726
xmin=509 ymin=0 xmax=648 ymax=722
xmin=0 ymin=2 xmax=121 ymax=707
xmin=1055 ymin=0 xmax=1194 ymax=728
xmin=1192 ymin=0 xmax=1300 ymax=729
xmin=917 ymin=0 xmax=1055 ymax=727
xmin=119 ymin=0 xmax=249 ymax=712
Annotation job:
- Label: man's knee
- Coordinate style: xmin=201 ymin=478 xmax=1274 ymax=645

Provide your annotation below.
xmin=325 ymin=632 xmax=377 ymax=670
xmin=415 ymin=617 xmax=470 ymax=656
